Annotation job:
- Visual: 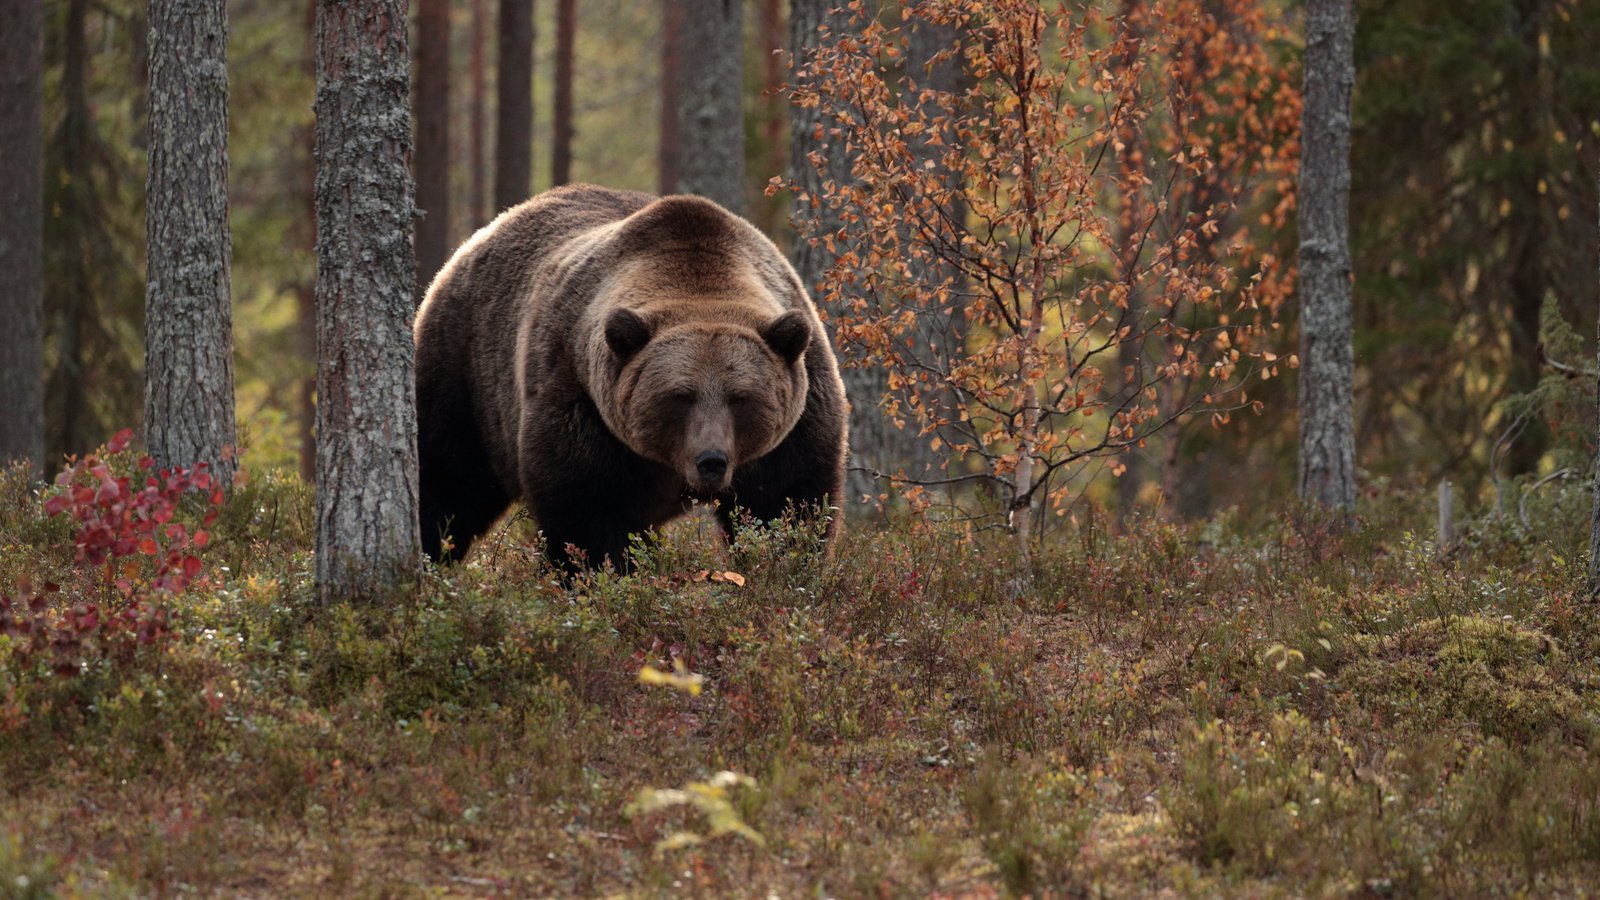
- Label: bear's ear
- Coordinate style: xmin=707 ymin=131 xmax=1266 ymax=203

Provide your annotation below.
xmin=760 ymin=311 xmax=811 ymax=364
xmin=605 ymin=308 xmax=653 ymax=360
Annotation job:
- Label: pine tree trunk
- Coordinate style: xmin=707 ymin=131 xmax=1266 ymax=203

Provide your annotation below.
xmin=145 ymin=0 xmax=238 ymax=481
xmin=675 ymin=0 xmax=745 ymax=214
xmin=52 ymin=0 xmax=91 ymax=461
xmin=297 ymin=0 xmax=317 ymax=485
xmin=469 ymin=0 xmax=487 ymax=226
xmin=755 ymin=0 xmax=784 ymax=235
xmin=1504 ymin=0 xmax=1551 ymax=476
xmin=1296 ymin=0 xmax=1357 ymax=510
xmin=495 ymin=0 xmax=533 ymax=211
xmin=313 ymin=0 xmax=422 ymax=602
xmin=790 ymin=0 xmax=881 ymax=511
xmin=902 ymin=1 xmax=968 ymax=485
xmin=414 ymin=0 xmax=452 ymax=297
xmin=658 ymin=0 xmax=683 ymax=195
xmin=552 ymin=0 xmax=575 ymax=185
xmin=0 ymin=0 xmax=45 ymax=474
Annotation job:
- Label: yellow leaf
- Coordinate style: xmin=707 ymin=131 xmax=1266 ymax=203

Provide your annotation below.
xmin=638 ymin=659 xmax=705 ymax=696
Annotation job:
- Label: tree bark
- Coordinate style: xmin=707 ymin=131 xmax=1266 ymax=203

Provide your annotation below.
xmin=1296 ymin=0 xmax=1357 ymax=510
xmin=469 ymin=0 xmax=487 ymax=226
xmin=298 ymin=0 xmax=317 ymax=484
xmin=414 ymin=0 xmax=452 ymax=297
xmin=902 ymin=0 xmax=968 ymax=484
xmin=790 ymin=0 xmax=881 ymax=510
xmin=675 ymin=0 xmax=745 ymax=214
xmin=495 ymin=0 xmax=533 ymax=211
xmin=552 ymin=0 xmax=575 ymax=185
xmin=755 ymin=0 xmax=784 ymax=235
xmin=145 ymin=0 xmax=238 ymax=480
xmin=658 ymin=0 xmax=683 ymax=195
xmin=314 ymin=0 xmax=422 ymax=601
xmin=0 ymin=0 xmax=45 ymax=473
xmin=1504 ymin=0 xmax=1551 ymax=476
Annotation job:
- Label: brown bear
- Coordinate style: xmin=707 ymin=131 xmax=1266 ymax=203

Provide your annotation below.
xmin=413 ymin=184 xmax=848 ymax=569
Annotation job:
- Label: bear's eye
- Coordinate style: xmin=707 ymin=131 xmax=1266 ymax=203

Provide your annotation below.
xmin=667 ymin=390 xmax=697 ymax=407
xmin=727 ymin=393 xmax=754 ymax=408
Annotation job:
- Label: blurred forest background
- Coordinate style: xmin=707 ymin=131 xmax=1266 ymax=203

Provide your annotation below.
xmin=31 ymin=0 xmax=1600 ymax=518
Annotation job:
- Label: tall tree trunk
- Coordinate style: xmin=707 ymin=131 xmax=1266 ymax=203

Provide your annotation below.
xmin=0 ymin=0 xmax=45 ymax=473
xmin=551 ymin=0 xmax=574 ymax=185
xmin=298 ymin=0 xmax=317 ymax=484
xmin=414 ymin=0 xmax=452 ymax=297
xmin=469 ymin=0 xmax=487 ymax=227
xmin=495 ymin=0 xmax=533 ymax=210
xmin=1505 ymin=0 xmax=1551 ymax=476
xmin=675 ymin=0 xmax=745 ymax=214
xmin=52 ymin=0 xmax=91 ymax=461
xmin=1296 ymin=0 xmax=1357 ymax=510
xmin=658 ymin=0 xmax=683 ymax=195
xmin=314 ymin=0 xmax=422 ymax=601
xmin=43 ymin=0 xmax=148 ymax=461
xmin=790 ymin=0 xmax=879 ymax=511
xmin=145 ymin=0 xmax=237 ymax=480
xmin=903 ymin=1 xmax=968 ymax=485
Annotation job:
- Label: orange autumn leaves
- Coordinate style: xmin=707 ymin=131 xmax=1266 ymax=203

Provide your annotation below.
xmin=787 ymin=0 xmax=1298 ymax=534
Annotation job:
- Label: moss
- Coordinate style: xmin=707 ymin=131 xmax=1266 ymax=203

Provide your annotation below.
xmin=1335 ymin=616 xmax=1596 ymax=743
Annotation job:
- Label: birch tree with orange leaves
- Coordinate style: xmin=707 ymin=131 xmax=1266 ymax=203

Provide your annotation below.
xmin=789 ymin=0 xmax=1294 ymax=558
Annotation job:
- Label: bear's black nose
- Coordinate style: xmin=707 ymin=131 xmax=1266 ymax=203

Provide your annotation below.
xmin=695 ymin=450 xmax=728 ymax=482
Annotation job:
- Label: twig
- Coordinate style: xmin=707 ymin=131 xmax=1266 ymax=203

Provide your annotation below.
xmin=1518 ymin=467 xmax=1575 ymax=530
xmin=848 ymin=465 xmax=1008 ymax=491
xmin=1542 ymin=351 xmax=1598 ymax=379
xmin=1488 ymin=411 xmax=1531 ymax=520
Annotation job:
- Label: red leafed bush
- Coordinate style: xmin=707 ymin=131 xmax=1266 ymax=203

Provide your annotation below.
xmin=2 ymin=428 xmax=225 ymax=677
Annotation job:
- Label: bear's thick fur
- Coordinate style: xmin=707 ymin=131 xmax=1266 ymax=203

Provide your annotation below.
xmin=414 ymin=184 xmax=848 ymax=568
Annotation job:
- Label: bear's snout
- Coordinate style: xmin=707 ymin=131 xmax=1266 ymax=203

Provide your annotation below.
xmin=695 ymin=450 xmax=728 ymax=482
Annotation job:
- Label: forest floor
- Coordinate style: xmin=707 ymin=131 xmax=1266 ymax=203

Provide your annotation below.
xmin=2 ymin=447 xmax=1599 ymax=897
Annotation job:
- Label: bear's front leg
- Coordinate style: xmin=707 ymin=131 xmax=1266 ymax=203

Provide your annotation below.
xmin=714 ymin=405 xmax=846 ymax=545
xmin=520 ymin=393 xmax=684 ymax=571
xmin=418 ymin=400 xmax=513 ymax=562
xmin=532 ymin=502 xmax=646 ymax=572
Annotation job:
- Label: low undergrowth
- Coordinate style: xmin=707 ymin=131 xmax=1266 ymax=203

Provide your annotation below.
xmin=1 ymin=445 xmax=1596 ymax=896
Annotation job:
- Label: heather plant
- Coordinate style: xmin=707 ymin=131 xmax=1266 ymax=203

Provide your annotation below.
xmin=2 ymin=429 xmax=222 ymax=687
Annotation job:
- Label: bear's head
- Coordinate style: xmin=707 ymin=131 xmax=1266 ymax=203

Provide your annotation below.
xmin=602 ymin=307 xmax=811 ymax=495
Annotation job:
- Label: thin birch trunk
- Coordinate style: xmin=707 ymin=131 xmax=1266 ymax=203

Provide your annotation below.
xmin=1013 ymin=55 xmax=1047 ymax=564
